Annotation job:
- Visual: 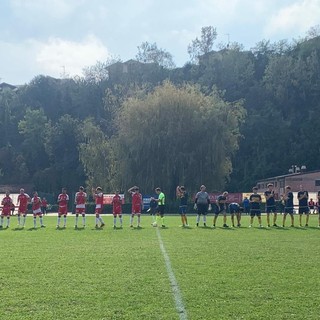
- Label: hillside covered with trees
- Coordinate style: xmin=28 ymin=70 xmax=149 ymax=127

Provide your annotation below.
xmin=1 ymin=26 xmax=320 ymax=198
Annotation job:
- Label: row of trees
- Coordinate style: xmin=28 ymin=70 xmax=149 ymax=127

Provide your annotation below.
xmin=0 ymin=26 xmax=320 ymax=199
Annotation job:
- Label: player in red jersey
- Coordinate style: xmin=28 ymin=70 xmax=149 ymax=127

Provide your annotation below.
xmin=0 ymin=191 xmax=13 ymax=228
xmin=57 ymin=188 xmax=69 ymax=229
xmin=41 ymin=198 xmax=48 ymax=215
xmin=31 ymin=191 xmax=45 ymax=228
xmin=17 ymin=188 xmax=30 ymax=228
xmin=92 ymin=187 xmax=105 ymax=228
xmin=112 ymin=190 xmax=123 ymax=229
xmin=74 ymin=186 xmax=87 ymax=229
xmin=128 ymin=186 xmax=143 ymax=228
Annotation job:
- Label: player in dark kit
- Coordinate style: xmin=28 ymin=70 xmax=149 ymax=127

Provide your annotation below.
xmin=282 ymin=186 xmax=294 ymax=227
xmin=264 ymin=183 xmax=278 ymax=227
xmin=194 ymin=185 xmax=210 ymax=227
xmin=213 ymin=191 xmax=229 ymax=228
xmin=176 ymin=186 xmax=189 ymax=227
xmin=297 ymin=185 xmax=309 ymax=227
xmin=249 ymin=187 xmax=263 ymax=228
xmin=229 ymin=202 xmax=242 ymax=227
xmin=317 ymin=191 xmax=320 ymax=227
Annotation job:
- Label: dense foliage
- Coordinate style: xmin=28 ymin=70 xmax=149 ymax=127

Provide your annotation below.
xmin=1 ymin=31 xmax=320 ymax=197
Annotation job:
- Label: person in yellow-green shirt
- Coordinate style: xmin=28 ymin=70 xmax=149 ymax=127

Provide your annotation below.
xmin=152 ymin=187 xmax=166 ymax=228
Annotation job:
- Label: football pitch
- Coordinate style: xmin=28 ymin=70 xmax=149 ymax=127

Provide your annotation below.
xmin=0 ymin=214 xmax=319 ymax=320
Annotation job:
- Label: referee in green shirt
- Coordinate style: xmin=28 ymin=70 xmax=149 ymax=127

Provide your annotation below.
xmin=153 ymin=187 xmax=166 ymax=228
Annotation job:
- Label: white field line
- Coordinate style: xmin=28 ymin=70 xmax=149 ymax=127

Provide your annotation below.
xmin=156 ymin=227 xmax=188 ymax=320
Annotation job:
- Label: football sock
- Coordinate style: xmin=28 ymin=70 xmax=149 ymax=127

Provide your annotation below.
xmin=99 ymin=217 xmax=104 ymax=224
xmin=113 ymin=217 xmax=117 ymax=225
xmin=57 ymin=217 xmax=61 ymax=226
xmin=17 ymin=215 xmax=21 ymax=225
xmin=137 ymin=215 xmax=141 ymax=225
xmin=161 ymin=217 xmax=165 ymax=225
xmin=33 ymin=218 xmax=36 ymax=228
xmin=63 ymin=216 xmax=67 ymax=226
xmin=130 ymin=215 xmax=133 ymax=225
xmin=203 ymin=216 xmax=207 ymax=224
xmin=7 ymin=217 xmax=10 ymax=227
xmin=22 ymin=216 xmax=26 ymax=226
xmin=196 ymin=214 xmax=200 ymax=223
xmin=120 ymin=216 xmax=123 ymax=225
xmin=82 ymin=216 xmax=86 ymax=226
xmin=40 ymin=217 xmax=43 ymax=226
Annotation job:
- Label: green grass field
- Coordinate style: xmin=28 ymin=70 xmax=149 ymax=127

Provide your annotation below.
xmin=0 ymin=214 xmax=319 ymax=320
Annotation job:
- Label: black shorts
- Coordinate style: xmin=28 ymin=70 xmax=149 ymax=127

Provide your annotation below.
xmin=266 ymin=205 xmax=276 ymax=214
xmin=216 ymin=205 xmax=226 ymax=216
xmin=157 ymin=205 xmax=165 ymax=216
xmin=229 ymin=208 xmax=240 ymax=215
xmin=250 ymin=209 xmax=261 ymax=217
xmin=284 ymin=207 xmax=294 ymax=214
xmin=197 ymin=203 xmax=208 ymax=215
xmin=299 ymin=207 xmax=309 ymax=214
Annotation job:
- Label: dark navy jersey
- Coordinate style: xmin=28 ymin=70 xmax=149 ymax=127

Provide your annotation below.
xmin=265 ymin=190 xmax=275 ymax=206
xmin=249 ymin=194 xmax=261 ymax=210
xmin=297 ymin=191 xmax=308 ymax=207
xmin=285 ymin=192 xmax=294 ymax=208
xmin=179 ymin=192 xmax=188 ymax=206
xmin=217 ymin=195 xmax=227 ymax=203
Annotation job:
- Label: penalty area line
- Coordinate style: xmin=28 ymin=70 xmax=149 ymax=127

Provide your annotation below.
xmin=156 ymin=228 xmax=188 ymax=320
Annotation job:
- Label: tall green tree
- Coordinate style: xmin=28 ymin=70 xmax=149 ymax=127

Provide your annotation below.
xmin=136 ymin=41 xmax=175 ymax=69
xmin=43 ymin=115 xmax=85 ymax=192
xmin=187 ymin=26 xmax=217 ymax=63
xmin=78 ymin=118 xmax=115 ymax=191
xmin=116 ymin=82 xmax=245 ymax=197
xmin=18 ymin=108 xmax=49 ymax=176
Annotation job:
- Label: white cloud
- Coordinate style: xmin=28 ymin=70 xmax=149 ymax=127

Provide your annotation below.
xmin=35 ymin=35 xmax=110 ymax=78
xmin=264 ymin=0 xmax=320 ymax=37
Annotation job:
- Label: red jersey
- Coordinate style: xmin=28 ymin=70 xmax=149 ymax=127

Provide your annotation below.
xmin=94 ymin=192 xmax=104 ymax=214
xmin=2 ymin=196 xmax=13 ymax=215
xmin=112 ymin=195 xmax=122 ymax=215
xmin=32 ymin=196 xmax=42 ymax=212
xmin=18 ymin=193 xmax=30 ymax=212
xmin=58 ymin=193 xmax=69 ymax=208
xmin=75 ymin=191 xmax=87 ymax=208
xmin=132 ymin=192 xmax=142 ymax=214
xmin=95 ymin=192 xmax=104 ymax=206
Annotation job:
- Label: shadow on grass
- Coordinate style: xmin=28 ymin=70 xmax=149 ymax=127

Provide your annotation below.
xmin=309 ymin=226 xmax=320 ymax=230
xmin=27 ymin=227 xmax=37 ymax=231
xmin=181 ymin=226 xmax=193 ymax=230
xmin=130 ymin=226 xmax=145 ymax=231
xmin=12 ymin=227 xmax=24 ymax=231
xmin=91 ymin=227 xmax=104 ymax=231
xmin=218 ymin=226 xmax=236 ymax=231
xmin=74 ymin=227 xmax=85 ymax=231
xmin=56 ymin=227 xmax=66 ymax=231
xmin=294 ymin=226 xmax=307 ymax=230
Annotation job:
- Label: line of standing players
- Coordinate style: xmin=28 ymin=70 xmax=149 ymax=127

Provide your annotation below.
xmin=2 ymin=183 xmax=320 ymax=229
xmin=192 ymin=183 xmax=320 ymax=228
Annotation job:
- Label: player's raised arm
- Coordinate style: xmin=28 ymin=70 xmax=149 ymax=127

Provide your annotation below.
xmin=91 ymin=187 xmax=97 ymax=199
xmin=176 ymin=186 xmax=182 ymax=198
xmin=128 ymin=186 xmax=137 ymax=194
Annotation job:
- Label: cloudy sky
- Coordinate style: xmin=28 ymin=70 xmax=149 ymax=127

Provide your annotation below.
xmin=0 ymin=0 xmax=319 ymax=84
